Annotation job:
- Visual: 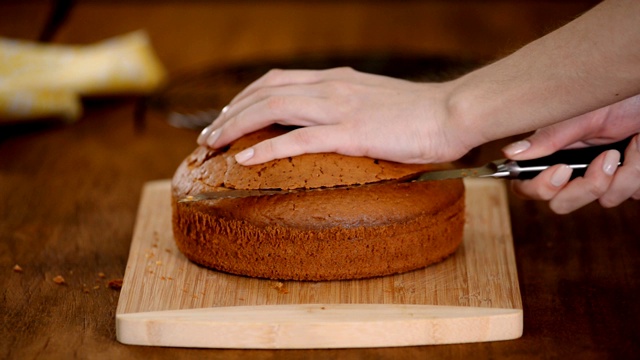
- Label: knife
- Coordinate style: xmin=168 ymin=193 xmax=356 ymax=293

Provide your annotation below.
xmin=179 ymin=137 xmax=631 ymax=203
xmin=417 ymin=137 xmax=630 ymax=182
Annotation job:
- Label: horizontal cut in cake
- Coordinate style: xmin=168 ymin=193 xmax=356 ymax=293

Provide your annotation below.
xmin=171 ymin=126 xmax=465 ymax=281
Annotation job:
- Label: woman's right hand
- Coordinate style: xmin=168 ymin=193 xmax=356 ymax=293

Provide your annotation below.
xmin=503 ymin=95 xmax=640 ymax=214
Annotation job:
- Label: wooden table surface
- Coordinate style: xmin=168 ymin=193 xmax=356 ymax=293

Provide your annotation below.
xmin=3 ymin=1 xmax=639 ymax=359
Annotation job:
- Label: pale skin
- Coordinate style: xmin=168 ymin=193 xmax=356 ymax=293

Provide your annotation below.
xmin=198 ymin=0 xmax=640 ymax=214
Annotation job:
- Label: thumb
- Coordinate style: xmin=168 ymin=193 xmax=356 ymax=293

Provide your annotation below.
xmin=502 ymin=115 xmax=594 ymax=160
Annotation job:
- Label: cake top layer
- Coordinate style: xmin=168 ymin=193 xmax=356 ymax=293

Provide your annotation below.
xmin=173 ymin=126 xmax=446 ymax=195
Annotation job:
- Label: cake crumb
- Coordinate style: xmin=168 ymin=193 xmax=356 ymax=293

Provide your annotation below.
xmin=53 ymin=275 xmax=66 ymax=285
xmin=155 ymin=261 xmax=163 ymax=266
xmin=13 ymin=264 xmax=23 ymax=273
xmin=271 ymin=281 xmax=289 ymax=294
xmin=98 ymin=272 xmax=106 ymax=278
xmin=108 ymin=279 xmax=123 ymax=290
xmin=93 ymin=285 xmax=100 ymax=290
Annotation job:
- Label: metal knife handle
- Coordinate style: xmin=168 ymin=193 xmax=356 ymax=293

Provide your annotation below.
xmin=501 ymin=137 xmax=632 ymax=180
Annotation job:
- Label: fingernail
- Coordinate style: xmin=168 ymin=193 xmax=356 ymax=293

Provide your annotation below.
xmin=602 ymin=150 xmax=620 ymax=176
xmin=205 ymin=129 xmax=221 ymax=147
xmin=503 ymin=140 xmax=531 ymax=157
xmin=235 ymin=148 xmax=254 ymax=164
xmin=197 ymin=126 xmax=214 ymax=145
xmin=550 ymin=165 xmax=572 ymax=187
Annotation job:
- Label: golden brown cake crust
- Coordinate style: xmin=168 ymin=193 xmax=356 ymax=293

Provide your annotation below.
xmin=171 ymin=126 xmax=465 ymax=281
xmin=171 ymin=126 xmax=451 ymax=194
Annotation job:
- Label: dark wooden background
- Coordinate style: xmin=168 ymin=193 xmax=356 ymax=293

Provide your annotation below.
xmin=3 ymin=1 xmax=639 ymax=359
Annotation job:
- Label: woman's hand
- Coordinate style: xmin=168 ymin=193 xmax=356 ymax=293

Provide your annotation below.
xmin=502 ymin=95 xmax=640 ymax=214
xmin=197 ymin=67 xmax=477 ymax=166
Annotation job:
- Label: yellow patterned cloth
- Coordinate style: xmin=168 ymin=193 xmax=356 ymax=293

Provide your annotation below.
xmin=0 ymin=31 xmax=166 ymax=122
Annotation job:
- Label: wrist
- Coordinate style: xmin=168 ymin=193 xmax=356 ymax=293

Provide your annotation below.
xmin=443 ymin=76 xmax=492 ymax=151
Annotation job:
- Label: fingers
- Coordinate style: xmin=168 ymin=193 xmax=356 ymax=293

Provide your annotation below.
xmin=215 ymin=81 xmax=336 ymax=132
xmin=548 ymin=149 xmax=620 ymax=214
xmin=501 ymin=106 xmax=640 ymax=213
xmin=225 ymin=69 xmax=329 ymax=110
xmin=502 ymin=96 xmax=640 ymax=161
xmin=502 ymin=112 xmax=599 ymax=160
xmin=219 ymin=67 xmax=362 ymax=128
xmin=197 ymin=68 xmax=359 ymax=148
xmin=198 ymin=89 xmax=322 ymax=147
xmin=233 ymin=125 xmax=347 ymax=165
xmin=511 ymin=149 xmax=622 ymax=214
xmin=510 ymin=135 xmax=640 ymax=213
xmin=599 ymin=134 xmax=640 ymax=207
xmin=206 ymin=95 xmax=335 ymax=149
xmin=228 ymin=67 xmax=358 ymax=108
xmin=510 ymin=164 xmax=573 ymax=201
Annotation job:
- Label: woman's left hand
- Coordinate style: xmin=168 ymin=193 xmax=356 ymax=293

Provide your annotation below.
xmin=196 ymin=67 xmax=477 ymax=166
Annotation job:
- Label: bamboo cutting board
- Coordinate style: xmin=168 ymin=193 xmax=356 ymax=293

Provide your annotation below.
xmin=116 ymin=178 xmax=522 ymax=349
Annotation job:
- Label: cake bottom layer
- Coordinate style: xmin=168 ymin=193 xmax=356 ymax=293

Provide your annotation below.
xmin=172 ymin=195 xmax=465 ymax=281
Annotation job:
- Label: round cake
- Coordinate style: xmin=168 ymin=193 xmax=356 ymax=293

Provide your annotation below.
xmin=171 ymin=126 xmax=465 ymax=281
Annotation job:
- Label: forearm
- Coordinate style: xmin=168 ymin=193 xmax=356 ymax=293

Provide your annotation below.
xmin=447 ymin=0 xmax=640 ymax=148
